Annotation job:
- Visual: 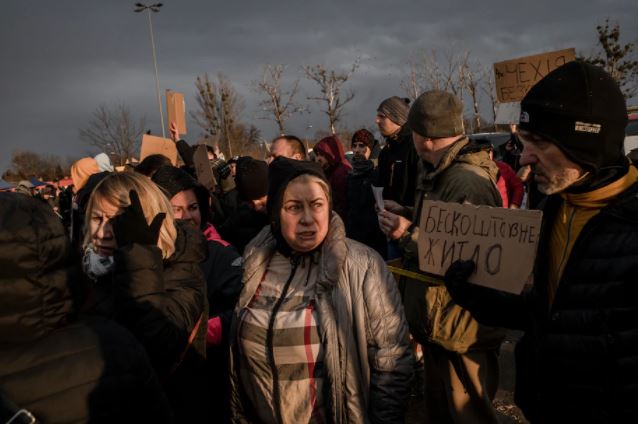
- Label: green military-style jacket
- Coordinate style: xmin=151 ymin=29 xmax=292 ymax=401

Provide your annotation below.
xmin=399 ymin=136 xmax=506 ymax=353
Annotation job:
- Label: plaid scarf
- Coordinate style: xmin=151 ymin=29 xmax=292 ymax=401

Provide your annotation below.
xmin=237 ymin=252 xmax=325 ymax=423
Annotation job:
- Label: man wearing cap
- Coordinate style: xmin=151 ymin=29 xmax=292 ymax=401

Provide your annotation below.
xmin=443 ymin=62 xmax=638 ymax=423
xmin=376 ymin=96 xmax=420 ymax=209
xmin=378 ymin=90 xmax=504 ymax=423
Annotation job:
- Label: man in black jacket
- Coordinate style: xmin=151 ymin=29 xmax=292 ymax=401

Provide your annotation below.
xmin=445 ymin=61 xmax=638 ymax=423
xmin=376 ymin=96 xmax=420 ymax=209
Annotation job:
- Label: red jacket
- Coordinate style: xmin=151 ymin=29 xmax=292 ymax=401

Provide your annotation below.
xmin=313 ymin=135 xmax=352 ymax=220
xmin=495 ymin=160 xmax=524 ymax=207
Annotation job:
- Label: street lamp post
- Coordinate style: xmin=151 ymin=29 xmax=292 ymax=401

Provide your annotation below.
xmin=134 ymin=2 xmax=165 ymax=138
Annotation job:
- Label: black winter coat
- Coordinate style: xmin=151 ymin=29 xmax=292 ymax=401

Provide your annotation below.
xmin=345 ymin=160 xmax=387 ymax=258
xmin=0 ymin=193 xmax=171 ymax=424
xmin=455 ymin=182 xmax=638 ymax=423
xmin=376 ymin=125 xmax=419 ymax=208
xmin=201 ymin=239 xmax=242 ymax=423
xmin=218 ymin=202 xmax=269 ymax=254
xmin=88 ymin=221 xmax=208 ymax=422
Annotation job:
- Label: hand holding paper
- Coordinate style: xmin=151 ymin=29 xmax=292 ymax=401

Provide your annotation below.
xmin=378 ymin=209 xmax=412 ymax=240
xmin=169 ymin=121 xmax=180 ymax=143
xmin=371 ymin=185 xmax=385 ymax=212
xmin=383 ymin=199 xmax=407 ymax=215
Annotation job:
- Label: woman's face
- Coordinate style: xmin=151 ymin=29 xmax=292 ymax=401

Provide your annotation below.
xmin=89 ymin=198 xmax=120 ymax=256
xmin=280 ymin=179 xmax=329 ymax=253
xmin=171 ymin=189 xmax=201 ymax=228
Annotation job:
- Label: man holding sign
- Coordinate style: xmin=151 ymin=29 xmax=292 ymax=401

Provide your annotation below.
xmin=378 ymin=90 xmax=504 ymax=423
xmin=445 ymin=62 xmax=638 ymax=422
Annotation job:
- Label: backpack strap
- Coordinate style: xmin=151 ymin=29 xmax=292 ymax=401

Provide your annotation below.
xmin=163 ymin=312 xmax=204 ymax=383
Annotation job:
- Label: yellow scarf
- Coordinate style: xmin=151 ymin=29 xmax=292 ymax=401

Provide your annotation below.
xmin=547 ymin=166 xmax=638 ymax=305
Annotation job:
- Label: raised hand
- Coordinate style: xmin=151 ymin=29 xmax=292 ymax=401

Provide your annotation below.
xmin=112 ymin=190 xmax=165 ymax=247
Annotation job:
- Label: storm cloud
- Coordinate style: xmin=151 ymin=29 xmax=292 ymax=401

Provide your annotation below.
xmin=1 ymin=0 xmax=636 ymax=171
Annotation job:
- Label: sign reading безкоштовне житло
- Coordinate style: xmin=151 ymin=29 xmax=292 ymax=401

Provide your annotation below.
xmin=418 ymin=201 xmax=542 ymax=294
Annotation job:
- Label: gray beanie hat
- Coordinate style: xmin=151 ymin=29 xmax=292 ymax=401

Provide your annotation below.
xmin=407 ymin=90 xmax=465 ymax=138
xmin=377 ymin=96 xmax=411 ymax=126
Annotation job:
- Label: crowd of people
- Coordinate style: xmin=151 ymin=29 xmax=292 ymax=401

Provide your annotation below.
xmin=1 ymin=60 xmax=637 ymax=424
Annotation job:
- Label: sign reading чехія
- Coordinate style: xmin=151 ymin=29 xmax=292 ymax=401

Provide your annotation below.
xmin=493 ymin=48 xmax=576 ymax=103
xmin=418 ymin=201 xmax=542 ymax=294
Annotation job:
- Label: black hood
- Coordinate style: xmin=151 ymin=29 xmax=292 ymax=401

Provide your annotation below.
xmin=152 ymin=165 xmax=211 ymax=230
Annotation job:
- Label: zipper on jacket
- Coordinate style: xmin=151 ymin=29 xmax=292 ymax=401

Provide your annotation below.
xmin=555 ymin=207 xmax=577 ymax=285
xmin=266 ymin=255 xmax=301 ymax=424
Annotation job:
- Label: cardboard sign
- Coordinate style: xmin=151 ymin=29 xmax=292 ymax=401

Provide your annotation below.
xmin=493 ymin=48 xmax=576 ymax=102
xmin=417 ymin=201 xmax=542 ymax=294
xmin=193 ymin=144 xmax=216 ymax=192
xmin=166 ymin=90 xmax=187 ymax=134
xmin=140 ymin=134 xmax=178 ymax=166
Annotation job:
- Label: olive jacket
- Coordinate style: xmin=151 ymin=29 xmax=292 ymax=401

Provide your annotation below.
xmin=398 ymin=137 xmax=505 ymax=353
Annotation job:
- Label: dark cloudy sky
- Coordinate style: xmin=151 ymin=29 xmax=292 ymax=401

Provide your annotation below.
xmin=1 ymin=0 xmax=636 ymax=173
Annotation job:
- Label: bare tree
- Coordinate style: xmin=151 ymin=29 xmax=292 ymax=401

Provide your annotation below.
xmin=462 ymin=57 xmax=484 ymax=133
xmin=400 ymin=65 xmax=422 ymax=101
xmin=304 ymin=61 xmax=359 ymax=135
xmin=400 ymin=49 xmax=467 ymax=99
xmin=481 ymin=66 xmax=498 ymax=129
xmin=192 ymin=73 xmax=246 ymax=158
xmin=581 ymin=18 xmax=638 ymax=99
xmin=79 ymin=104 xmax=146 ymax=166
xmin=9 ymin=150 xmax=69 ymax=180
xmin=253 ymin=65 xmax=305 ymax=135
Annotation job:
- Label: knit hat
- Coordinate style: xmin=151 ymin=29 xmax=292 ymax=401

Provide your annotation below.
xmin=94 ymin=153 xmax=114 ymax=172
xmin=70 ymin=157 xmax=100 ymax=191
xmin=266 ymin=157 xmax=330 ymax=255
xmin=351 ymin=129 xmax=375 ymax=148
xmin=519 ymin=61 xmax=628 ymax=172
xmin=235 ymin=157 xmax=269 ymax=201
xmin=151 ymin=165 xmax=210 ymax=229
xmin=407 ymin=90 xmax=465 ymax=138
xmin=377 ymin=96 xmax=411 ymax=126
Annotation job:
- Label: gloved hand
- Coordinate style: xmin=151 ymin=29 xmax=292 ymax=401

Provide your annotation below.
xmin=444 ymin=260 xmax=477 ymax=308
xmin=112 ymin=190 xmax=165 ymax=247
xmin=445 ymin=259 xmax=527 ymax=329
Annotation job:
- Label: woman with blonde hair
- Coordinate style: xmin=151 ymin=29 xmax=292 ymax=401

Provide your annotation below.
xmin=82 ymin=171 xmax=208 ymax=422
xmin=229 ymin=157 xmax=413 ymax=423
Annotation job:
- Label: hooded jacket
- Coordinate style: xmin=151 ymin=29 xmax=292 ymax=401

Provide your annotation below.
xmin=229 ymin=215 xmax=413 ymax=423
xmin=313 ymin=136 xmax=353 ymax=220
xmin=399 ymin=137 xmax=505 ymax=352
xmin=0 ymin=193 xmax=171 ymax=424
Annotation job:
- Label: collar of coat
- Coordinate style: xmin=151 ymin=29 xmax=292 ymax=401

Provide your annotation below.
xmin=241 ymin=212 xmax=348 ymax=303
xmin=418 ymin=136 xmax=499 ymax=189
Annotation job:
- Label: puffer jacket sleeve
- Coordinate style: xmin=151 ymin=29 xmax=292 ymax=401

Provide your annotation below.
xmin=112 ymin=236 xmax=206 ymax=374
xmin=363 ymin=253 xmax=414 ymax=423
